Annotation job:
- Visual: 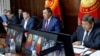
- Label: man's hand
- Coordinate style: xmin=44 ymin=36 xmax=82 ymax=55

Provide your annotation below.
xmin=73 ymin=41 xmax=81 ymax=46
xmin=89 ymin=48 xmax=96 ymax=52
xmin=2 ymin=22 xmax=8 ymax=27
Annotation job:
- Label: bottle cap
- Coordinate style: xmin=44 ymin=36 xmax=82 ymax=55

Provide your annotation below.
xmin=32 ymin=50 xmax=36 ymax=54
xmin=11 ymin=39 xmax=14 ymax=42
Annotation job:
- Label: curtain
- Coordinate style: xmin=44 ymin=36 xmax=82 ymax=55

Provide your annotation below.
xmin=0 ymin=0 xmax=10 ymax=15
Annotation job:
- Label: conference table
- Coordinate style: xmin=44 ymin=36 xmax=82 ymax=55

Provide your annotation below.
xmin=1 ymin=33 xmax=99 ymax=56
xmin=73 ymin=45 xmax=99 ymax=56
xmin=0 ymin=37 xmax=25 ymax=56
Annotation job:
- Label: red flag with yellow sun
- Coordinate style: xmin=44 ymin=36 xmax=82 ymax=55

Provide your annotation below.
xmin=78 ymin=0 xmax=100 ymax=25
xmin=45 ymin=0 xmax=62 ymax=21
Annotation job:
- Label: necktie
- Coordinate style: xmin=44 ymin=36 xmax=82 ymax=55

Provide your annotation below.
xmin=82 ymin=31 xmax=89 ymax=45
xmin=19 ymin=14 xmax=21 ymax=19
xmin=45 ymin=20 xmax=48 ymax=30
xmin=84 ymin=31 xmax=89 ymax=41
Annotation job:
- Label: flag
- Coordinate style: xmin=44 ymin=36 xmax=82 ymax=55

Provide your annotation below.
xmin=78 ymin=0 xmax=100 ymax=25
xmin=36 ymin=37 xmax=42 ymax=54
xmin=45 ymin=0 xmax=62 ymax=21
xmin=25 ymin=34 xmax=32 ymax=49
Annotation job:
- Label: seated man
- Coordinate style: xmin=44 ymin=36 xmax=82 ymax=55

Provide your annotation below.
xmin=1 ymin=9 xmax=8 ymax=32
xmin=6 ymin=10 xmax=18 ymax=24
xmin=41 ymin=7 xmax=61 ymax=33
xmin=0 ymin=9 xmax=8 ymax=23
xmin=20 ymin=11 xmax=34 ymax=31
xmin=2 ymin=10 xmax=17 ymax=31
xmin=71 ymin=14 xmax=100 ymax=50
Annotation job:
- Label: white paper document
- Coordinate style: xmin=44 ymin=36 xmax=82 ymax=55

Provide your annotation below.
xmin=90 ymin=50 xmax=100 ymax=56
xmin=0 ymin=53 xmax=4 ymax=56
xmin=73 ymin=45 xmax=100 ymax=56
xmin=73 ymin=45 xmax=88 ymax=54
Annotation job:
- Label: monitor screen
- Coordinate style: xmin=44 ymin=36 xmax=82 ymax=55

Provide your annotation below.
xmin=25 ymin=30 xmax=58 ymax=55
xmin=5 ymin=25 xmax=24 ymax=51
xmin=40 ymin=43 xmax=66 ymax=56
xmin=54 ymin=32 xmax=74 ymax=56
xmin=39 ymin=31 xmax=74 ymax=56
xmin=5 ymin=28 xmax=15 ymax=45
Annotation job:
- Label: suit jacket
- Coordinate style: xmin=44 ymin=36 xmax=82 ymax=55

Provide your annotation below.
xmin=16 ymin=14 xmax=23 ymax=24
xmin=71 ymin=25 xmax=100 ymax=50
xmin=41 ymin=16 xmax=61 ymax=33
xmin=20 ymin=17 xmax=34 ymax=31
xmin=7 ymin=15 xmax=17 ymax=24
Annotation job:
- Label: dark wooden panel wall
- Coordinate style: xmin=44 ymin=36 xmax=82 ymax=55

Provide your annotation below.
xmin=10 ymin=0 xmax=45 ymax=18
xmin=10 ymin=0 xmax=81 ymax=34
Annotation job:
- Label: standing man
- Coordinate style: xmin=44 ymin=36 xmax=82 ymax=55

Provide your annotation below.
xmin=16 ymin=9 xmax=23 ymax=24
xmin=71 ymin=14 xmax=100 ymax=50
xmin=41 ymin=7 xmax=61 ymax=33
xmin=20 ymin=11 xmax=34 ymax=31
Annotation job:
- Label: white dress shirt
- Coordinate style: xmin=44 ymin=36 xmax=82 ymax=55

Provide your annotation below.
xmin=24 ymin=18 xmax=29 ymax=29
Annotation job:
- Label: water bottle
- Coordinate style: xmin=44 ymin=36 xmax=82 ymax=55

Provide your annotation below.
xmin=31 ymin=47 xmax=37 ymax=56
xmin=31 ymin=50 xmax=37 ymax=56
xmin=10 ymin=39 xmax=16 ymax=56
xmin=49 ymin=40 xmax=55 ymax=47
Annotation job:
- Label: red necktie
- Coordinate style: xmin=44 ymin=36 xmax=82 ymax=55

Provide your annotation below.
xmin=45 ymin=20 xmax=48 ymax=30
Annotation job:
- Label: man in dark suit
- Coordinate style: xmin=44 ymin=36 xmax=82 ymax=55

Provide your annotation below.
xmin=41 ymin=8 xmax=61 ymax=33
xmin=16 ymin=9 xmax=23 ymax=24
xmin=71 ymin=14 xmax=100 ymax=50
xmin=6 ymin=10 xmax=18 ymax=24
xmin=2 ymin=10 xmax=17 ymax=31
xmin=20 ymin=11 xmax=34 ymax=31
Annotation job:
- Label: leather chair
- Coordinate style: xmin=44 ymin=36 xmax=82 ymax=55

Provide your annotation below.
xmin=94 ymin=19 xmax=100 ymax=28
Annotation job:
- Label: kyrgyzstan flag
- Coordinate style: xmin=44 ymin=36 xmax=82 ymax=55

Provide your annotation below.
xmin=45 ymin=0 xmax=62 ymax=21
xmin=78 ymin=0 xmax=100 ymax=25
xmin=36 ymin=37 xmax=42 ymax=54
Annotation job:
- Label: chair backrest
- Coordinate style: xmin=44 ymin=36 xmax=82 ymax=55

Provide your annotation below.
xmin=0 ymin=16 xmax=3 ymax=22
xmin=0 ymin=17 xmax=6 ymax=33
xmin=94 ymin=19 xmax=100 ymax=28
xmin=31 ymin=16 xmax=39 ymax=29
